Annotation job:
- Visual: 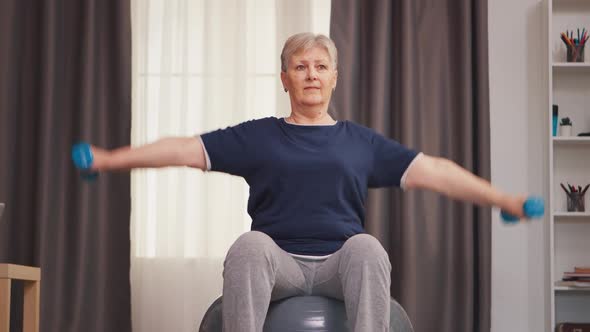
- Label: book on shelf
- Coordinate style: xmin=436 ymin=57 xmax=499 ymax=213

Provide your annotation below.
xmin=563 ymin=271 xmax=590 ymax=278
xmin=560 ymin=269 xmax=590 ymax=286
xmin=575 ymin=266 xmax=590 ymax=274
xmin=555 ymin=323 xmax=590 ymax=332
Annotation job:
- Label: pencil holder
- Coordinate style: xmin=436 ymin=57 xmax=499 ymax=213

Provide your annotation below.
xmin=566 ymin=44 xmax=585 ymax=62
xmin=567 ymin=192 xmax=585 ymax=212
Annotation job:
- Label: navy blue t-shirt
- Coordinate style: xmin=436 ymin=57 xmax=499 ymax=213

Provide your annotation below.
xmin=200 ymin=117 xmax=419 ymax=255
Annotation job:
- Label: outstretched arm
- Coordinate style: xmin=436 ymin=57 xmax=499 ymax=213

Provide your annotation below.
xmin=89 ymin=137 xmax=207 ymax=172
xmin=404 ymin=154 xmax=525 ymax=218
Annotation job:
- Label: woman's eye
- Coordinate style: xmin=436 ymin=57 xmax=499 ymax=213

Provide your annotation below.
xmin=318 ymin=65 xmax=327 ymax=70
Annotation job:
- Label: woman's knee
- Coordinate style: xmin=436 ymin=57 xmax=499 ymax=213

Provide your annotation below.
xmin=225 ymin=231 xmax=276 ymax=264
xmin=342 ymin=234 xmax=391 ymax=266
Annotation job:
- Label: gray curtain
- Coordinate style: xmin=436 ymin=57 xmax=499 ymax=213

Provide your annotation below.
xmin=0 ymin=0 xmax=132 ymax=331
xmin=330 ymin=1 xmax=491 ymax=332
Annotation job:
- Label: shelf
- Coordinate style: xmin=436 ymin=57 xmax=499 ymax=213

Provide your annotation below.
xmin=553 ymin=137 xmax=590 ymax=144
xmin=555 ymin=286 xmax=590 ymax=292
xmin=553 ymin=63 xmax=590 ymax=74
xmin=554 ymin=212 xmax=590 ymax=218
xmin=552 ymin=0 xmax=590 ymax=12
xmin=555 ymin=281 xmax=590 ymax=292
xmin=553 ymin=63 xmax=590 ymax=68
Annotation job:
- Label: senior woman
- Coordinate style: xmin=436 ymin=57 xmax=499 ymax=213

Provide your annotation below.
xmin=78 ymin=33 xmax=525 ymax=331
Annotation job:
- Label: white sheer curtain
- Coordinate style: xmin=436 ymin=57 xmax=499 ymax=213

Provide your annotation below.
xmin=130 ymin=1 xmax=331 ymax=331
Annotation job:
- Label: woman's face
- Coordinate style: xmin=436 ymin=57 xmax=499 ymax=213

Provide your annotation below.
xmin=281 ymin=46 xmax=337 ymax=109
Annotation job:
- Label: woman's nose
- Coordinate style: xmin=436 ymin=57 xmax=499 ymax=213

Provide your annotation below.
xmin=307 ymin=68 xmax=318 ymax=80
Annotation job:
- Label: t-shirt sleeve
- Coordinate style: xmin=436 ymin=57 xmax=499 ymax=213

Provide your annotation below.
xmin=368 ymin=131 xmax=420 ymax=188
xmin=199 ymin=120 xmax=260 ymax=177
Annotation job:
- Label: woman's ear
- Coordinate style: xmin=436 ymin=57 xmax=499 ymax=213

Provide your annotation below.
xmin=281 ymin=71 xmax=290 ymax=92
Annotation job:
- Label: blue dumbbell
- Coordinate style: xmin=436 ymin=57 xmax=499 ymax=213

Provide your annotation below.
xmin=500 ymin=196 xmax=545 ymax=223
xmin=71 ymin=142 xmax=98 ymax=181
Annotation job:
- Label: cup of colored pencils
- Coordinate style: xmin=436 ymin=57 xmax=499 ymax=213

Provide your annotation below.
xmin=561 ymin=28 xmax=588 ymax=62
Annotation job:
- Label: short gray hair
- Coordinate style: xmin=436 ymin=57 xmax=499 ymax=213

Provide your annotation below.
xmin=280 ymin=33 xmax=338 ymax=72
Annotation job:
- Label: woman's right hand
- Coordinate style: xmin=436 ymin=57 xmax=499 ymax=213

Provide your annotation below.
xmin=89 ymin=145 xmax=112 ymax=171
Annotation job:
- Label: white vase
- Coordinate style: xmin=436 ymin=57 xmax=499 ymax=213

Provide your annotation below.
xmin=560 ymin=125 xmax=573 ymax=136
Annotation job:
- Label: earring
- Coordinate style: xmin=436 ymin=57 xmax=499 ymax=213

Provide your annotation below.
xmin=284 ymin=88 xmax=288 ymax=92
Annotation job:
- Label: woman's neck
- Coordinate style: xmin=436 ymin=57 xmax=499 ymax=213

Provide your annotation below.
xmin=287 ymin=106 xmax=336 ymax=125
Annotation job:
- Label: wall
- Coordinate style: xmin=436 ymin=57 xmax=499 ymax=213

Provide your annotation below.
xmin=488 ymin=0 xmax=549 ymax=331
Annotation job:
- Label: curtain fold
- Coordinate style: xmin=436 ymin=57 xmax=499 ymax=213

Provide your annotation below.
xmin=330 ymin=1 xmax=491 ymax=331
xmin=0 ymin=0 xmax=132 ymax=331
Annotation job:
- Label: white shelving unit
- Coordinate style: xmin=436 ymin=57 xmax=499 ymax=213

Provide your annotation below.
xmin=548 ymin=0 xmax=590 ymax=329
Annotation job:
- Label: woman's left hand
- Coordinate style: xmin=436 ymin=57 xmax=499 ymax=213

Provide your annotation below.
xmin=501 ymin=195 xmax=527 ymax=219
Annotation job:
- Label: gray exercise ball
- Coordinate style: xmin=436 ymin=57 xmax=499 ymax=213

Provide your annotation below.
xmin=198 ymin=295 xmax=414 ymax=332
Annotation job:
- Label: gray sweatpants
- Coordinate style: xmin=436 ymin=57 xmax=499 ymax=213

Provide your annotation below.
xmin=222 ymin=231 xmax=392 ymax=332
